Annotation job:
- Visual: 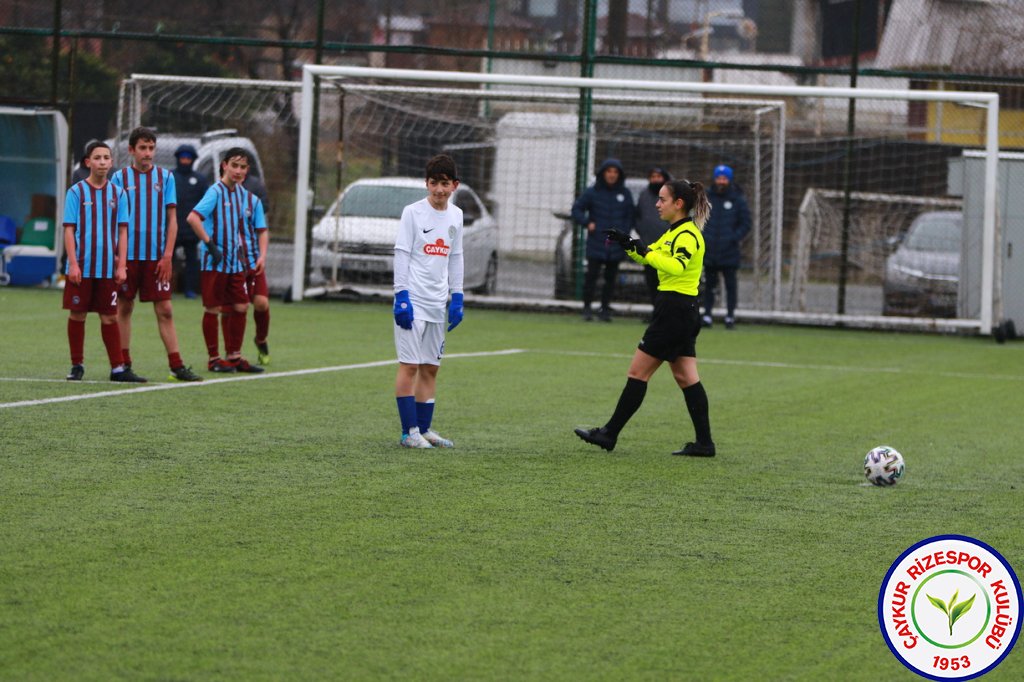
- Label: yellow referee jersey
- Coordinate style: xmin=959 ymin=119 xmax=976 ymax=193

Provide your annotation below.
xmin=626 ymin=219 xmax=704 ymax=296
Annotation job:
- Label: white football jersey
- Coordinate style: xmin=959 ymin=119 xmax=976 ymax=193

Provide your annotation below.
xmin=394 ymin=197 xmax=464 ymax=323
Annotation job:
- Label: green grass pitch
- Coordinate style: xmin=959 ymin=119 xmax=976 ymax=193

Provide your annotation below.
xmin=1 ymin=287 xmax=1022 ymax=680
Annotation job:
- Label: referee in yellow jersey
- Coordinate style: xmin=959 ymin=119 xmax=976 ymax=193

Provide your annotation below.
xmin=575 ymin=179 xmax=716 ymax=456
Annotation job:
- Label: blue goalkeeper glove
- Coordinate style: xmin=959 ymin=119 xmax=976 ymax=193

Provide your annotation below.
xmin=447 ymin=292 xmax=464 ymax=332
xmin=205 ymin=240 xmax=223 ymax=267
xmin=393 ymin=290 xmax=413 ymax=329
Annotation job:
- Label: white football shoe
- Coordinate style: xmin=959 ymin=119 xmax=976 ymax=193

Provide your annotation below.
xmin=422 ymin=429 xmax=454 ymax=448
xmin=400 ymin=429 xmax=434 ymax=449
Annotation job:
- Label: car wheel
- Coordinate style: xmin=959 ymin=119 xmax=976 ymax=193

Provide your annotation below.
xmin=473 ymin=254 xmax=498 ymax=296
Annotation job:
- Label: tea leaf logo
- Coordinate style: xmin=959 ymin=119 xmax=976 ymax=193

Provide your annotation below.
xmin=927 ymin=589 xmax=977 ymax=636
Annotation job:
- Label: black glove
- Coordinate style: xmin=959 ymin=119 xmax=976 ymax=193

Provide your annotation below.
xmin=629 ymin=238 xmax=650 ymax=257
xmin=206 ymin=241 xmax=223 ymax=267
xmin=603 ymin=228 xmax=632 ymax=249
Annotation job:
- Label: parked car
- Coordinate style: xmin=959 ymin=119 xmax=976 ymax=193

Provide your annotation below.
xmin=311 ymin=177 xmax=499 ymax=294
xmin=882 ymin=211 xmax=962 ymax=317
xmin=553 ymin=177 xmax=648 ymax=301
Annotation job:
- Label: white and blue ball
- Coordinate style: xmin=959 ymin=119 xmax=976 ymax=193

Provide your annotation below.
xmin=864 ymin=446 xmax=905 ymax=486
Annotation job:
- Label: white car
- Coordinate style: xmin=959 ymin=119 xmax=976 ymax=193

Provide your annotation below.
xmin=311 ymin=177 xmax=499 ymax=294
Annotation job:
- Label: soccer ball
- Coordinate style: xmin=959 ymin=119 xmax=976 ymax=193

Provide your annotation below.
xmin=864 ymin=446 xmax=905 ymax=486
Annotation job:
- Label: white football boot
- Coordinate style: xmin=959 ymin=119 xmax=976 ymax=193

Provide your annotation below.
xmin=400 ymin=428 xmax=434 ymax=449
xmin=422 ymin=429 xmax=454 ymax=448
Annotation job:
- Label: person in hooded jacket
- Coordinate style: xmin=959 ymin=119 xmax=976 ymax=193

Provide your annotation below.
xmin=635 ymin=166 xmax=671 ymax=308
xmin=701 ymin=164 xmax=751 ymax=329
xmin=570 ymin=158 xmax=635 ymax=321
xmin=172 ymin=144 xmax=210 ymax=299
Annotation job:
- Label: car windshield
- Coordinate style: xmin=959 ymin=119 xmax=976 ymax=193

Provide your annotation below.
xmin=905 ymin=216 xmax=961 ymax=252
xmin=337 ymin=185 xmax=426 ymax=218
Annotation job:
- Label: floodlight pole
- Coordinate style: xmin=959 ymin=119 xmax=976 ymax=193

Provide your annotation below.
xmin=573 ymin=0 xmax=598 ymax=300
xmin=50 ymin=0 xmax=62 ymax=107
xmin=291 ymin=0 xmax=327 ymax=303
xmin=836 ymin=0 xmax=863 ymax=317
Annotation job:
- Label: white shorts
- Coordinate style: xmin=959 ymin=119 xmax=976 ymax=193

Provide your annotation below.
xmin=394 ymin=319 xmax=446 ymax=366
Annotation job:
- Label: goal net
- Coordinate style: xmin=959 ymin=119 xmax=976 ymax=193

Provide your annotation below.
xmin=115 ymin=74 xmax=302 ymax=237
xmin=293 ymin=66 xmax=999 ymax=332
xmin=789 ymin=189 xmax=963 ymax=316
xmin=294 ymin=76 xmax=785 ymax=310
xmin=117 ymin=68 xmax=1001 ymax=333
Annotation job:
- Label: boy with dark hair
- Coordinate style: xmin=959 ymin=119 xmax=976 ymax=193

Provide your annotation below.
xmin=186 ymin=147 xmax=264 ymax=374
xmin=62 ymin=141 xmax=145 ymax=382
xmin=392 ymin=154 xmax=465 ymax=448
xmin=111 ymin=127 xmax=202 ymax=382
xmin=238 ymin=176 xmax=271 ymax=365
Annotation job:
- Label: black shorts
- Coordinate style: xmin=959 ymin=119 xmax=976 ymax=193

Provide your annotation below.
xmin=638 ymin=291 xmax=701 ymax=361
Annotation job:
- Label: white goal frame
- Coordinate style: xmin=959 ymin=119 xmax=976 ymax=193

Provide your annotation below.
xmin=293 ymin=65 xmax=1000 ymax=334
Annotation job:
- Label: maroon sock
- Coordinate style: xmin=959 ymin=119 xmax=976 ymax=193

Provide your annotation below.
xmin=221 ymin=312 xmax=234 ymax=356
xmin=122 ymin=348 xmax=132 ymax=366
xmin=68 ymin=318 xmax=86 ymax=366
xmin=168 ymin=352 xmax=183 ymax=370
xmin=100 ymin=321 xmax=123 ymax=369
xmin=203 ymin=312 xmax=220 ymax=359
xmin=254 ymin=309 xmax=270 ymax=344
xmin=228 ymin=311 xmax=247 ymax=356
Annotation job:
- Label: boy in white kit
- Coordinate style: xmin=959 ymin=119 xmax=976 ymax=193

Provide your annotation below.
xmin=393 ymin=154 xmax=466 ymax=449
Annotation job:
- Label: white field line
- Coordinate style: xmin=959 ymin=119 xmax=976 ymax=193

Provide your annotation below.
xmin=534 ymin=349 xmax=1024 ymax=382
xmin=0 ymin=349 xmax=527 ymax=410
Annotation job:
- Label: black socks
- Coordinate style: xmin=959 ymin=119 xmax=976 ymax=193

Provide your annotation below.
xmin=682 ymin=381 xmax=713 ymax=445
xmin=605 ymin=377 xmax=648 ymax=436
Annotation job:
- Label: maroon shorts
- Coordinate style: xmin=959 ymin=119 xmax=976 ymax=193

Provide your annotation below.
xmin=201 ymin=271 xmax=249 ymax=308
xmin=246 ymin=269 xmax=269 ymax=301
xmin=120 ymin=260 xmax=172 ymax=302
xmin=63 ymin=277 xmax=119 ymax=314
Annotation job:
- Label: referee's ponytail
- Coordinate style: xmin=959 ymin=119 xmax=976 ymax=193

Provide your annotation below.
xmin=665 ymin=179 xmax=711 ymax=229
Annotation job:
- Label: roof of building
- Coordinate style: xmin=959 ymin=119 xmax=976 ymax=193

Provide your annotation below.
xmin=875 ymin=0 xmax=1024 ymax=75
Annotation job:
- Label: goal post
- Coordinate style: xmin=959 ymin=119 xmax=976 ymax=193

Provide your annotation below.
xmin=293 ymin=65 xmax=999 ymax=334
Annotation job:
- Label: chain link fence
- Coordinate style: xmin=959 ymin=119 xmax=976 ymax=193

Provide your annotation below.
xmin=3 ymin=0 xmax=1022 ymax=329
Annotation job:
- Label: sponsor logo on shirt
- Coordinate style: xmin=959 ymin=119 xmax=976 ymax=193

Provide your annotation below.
xmin=423 ymin=239 xmax=450 ymax=257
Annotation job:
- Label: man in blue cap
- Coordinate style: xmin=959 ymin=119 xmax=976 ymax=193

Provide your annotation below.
xmin=701 ymin=164 xmax=751 ymax=329
xmin=172 ymin=144 xmax=209 ymax=299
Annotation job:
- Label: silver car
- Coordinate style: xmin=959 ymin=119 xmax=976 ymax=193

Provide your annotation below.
xmin=882 ymin=211 xmax=962 ymax=317
xmin=311 ymin=177 xmax=499 ymax=294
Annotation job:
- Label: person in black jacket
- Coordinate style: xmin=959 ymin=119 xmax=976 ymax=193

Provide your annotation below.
xmin=172 ymin=145 xmax=209 ymax=299
xmin=634 ymin=166 xmax=671 ymax=309
xmin=702 ymin=165 xmax=751 ymax=329
xmin=570 ymin=158 xmax=635 ymax=322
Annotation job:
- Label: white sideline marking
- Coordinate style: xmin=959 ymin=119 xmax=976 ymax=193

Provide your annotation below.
xmin=536 ymin=349 xmax=1024 ymax=382
xmin=0 ymin=349 xmax=527 ymax=410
